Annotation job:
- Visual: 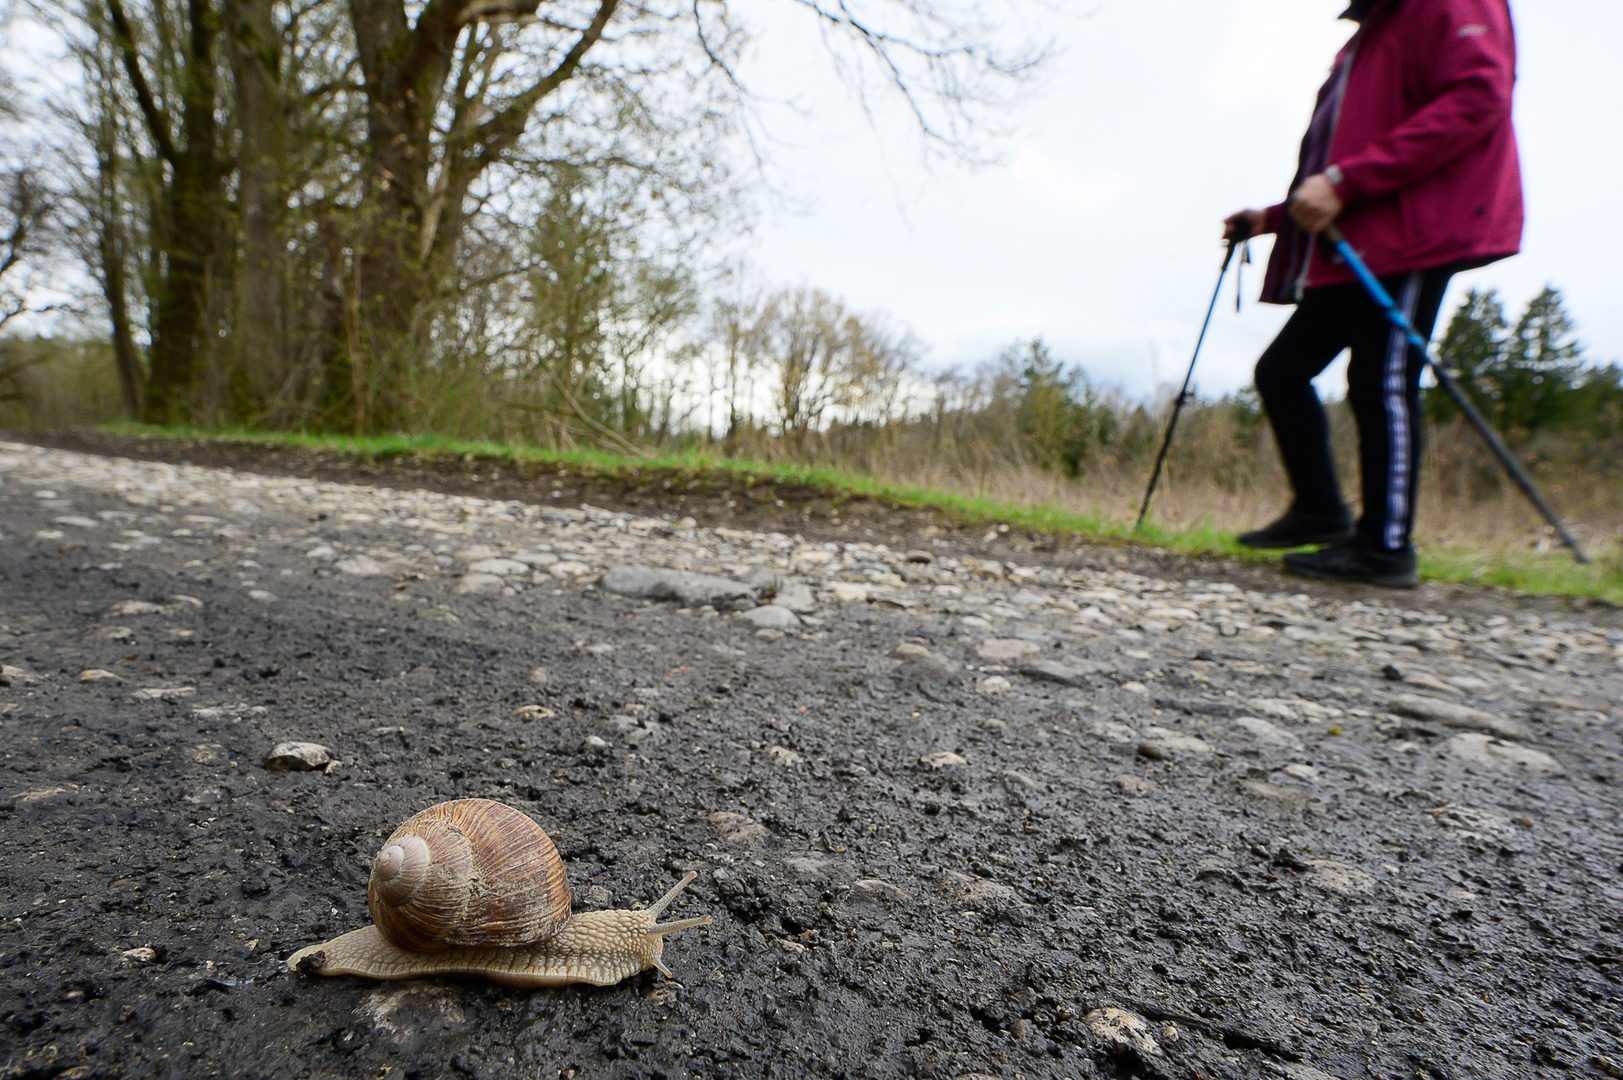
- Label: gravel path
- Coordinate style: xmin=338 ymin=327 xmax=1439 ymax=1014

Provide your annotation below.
xmin=1 ymin=440 xmax=1620 ymax=1079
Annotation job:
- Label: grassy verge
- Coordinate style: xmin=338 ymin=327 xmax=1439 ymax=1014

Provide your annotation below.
xmin=95 ymin=422 xmax=1623 ymax=604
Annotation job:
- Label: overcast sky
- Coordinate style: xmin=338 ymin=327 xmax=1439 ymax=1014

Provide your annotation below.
xmin=737 ymin=0 xmax=1622 ymax=402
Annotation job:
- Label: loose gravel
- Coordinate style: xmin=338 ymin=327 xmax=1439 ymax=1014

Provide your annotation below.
xmin=1 ymin=440 xmax=1620 ymax=1079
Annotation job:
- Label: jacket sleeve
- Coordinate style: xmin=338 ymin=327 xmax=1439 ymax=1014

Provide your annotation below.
xmin=1331 ymin=0 xmax=1515 ymax=205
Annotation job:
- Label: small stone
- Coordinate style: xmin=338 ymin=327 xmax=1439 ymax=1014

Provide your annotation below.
xmin=979 ymin=675 xmax=1013 ymax=695
xmin=1137 ymin=731 xmax=1211 ymax=759
xmin=708 ymin=811 xmax=768 ymax=847
xmin=1001 ymin=769 xmax=1039 ymax=792
xmin=599 ymin=565 xmax=753 ymax=607
xmin=11 ymin=786 xmax=71 ymax=805
xmin=765 ymin=745 xmax=802 ymax=767
xmin=1382 ymin=663 xmax=1405 ymax=681
xmin=739 ymin=605 xmax=800 ymax=629
xmin=527 ymin=667 xmax=549 ymax=687
xmin=248 ymin=590 xmax=276 ymax=603
xmin=1233 ymin=716 xmax=1304 ymax=750
xmin=942 ymin=870 xmax=1017 ymax=907
xmin=1018 ymin=658 xmax=1108 ymax=688
xmin=848 ymin=878 xmax=906 ymax=902
xmin=905 ymin=549 xmax=934 ymax=564
xmin=1089 ymin=720 xmax=1139 ymax=743
xmin=455 ymin=573 xmax=505 ymax=595
xmin=264 ymin=742 xmax=334 ymax=771
xmin=1238 ymin=779 xmax=1309 ymax=810
xmin=466 ymin=558 xmax=530 ymax=576
xmin=132 ymin=686 xmax=195 ymax=701
xmin=1304 ymin=859 xmax=1375 ymax=895
xmin=891 ymin=642 xmax=959 ymax=678
xmin=920 ymin=751 xmax=968 ymax=769
xmin=784 ymin=855 xmax=838 ymax=878
xmin=548 ymin=561 xmax=593 ymax=578
xmin=1122 ymin=681 xmax=1150 ymax=695
xmin=78 ymin=669 xmax=121 ymax=682
xmin=830 ymin=582 xmax=870 ymax=603
xmin=334 ymin=555 xmax=386 ymax=576
xmin=1 ymin=665 xmax=38 ymax=685
xmin=742 ymin=566 xmax=779 ymax=591
xmin=1275 ymin=1064 xmax=1345 ymax=1080
xmin=1086 ymin=1007 xmax=1161 ymax=1057
xmin=1281 ymin=763 xmax=1321 ymax=783
xmin=112 ymin=600 xmax=165 ymax=616
xmin=976 ymin=638 xmax=1041 ymax=662
xmin=122 ymin=947 xmax=159 ymax=965
xmin=1403 ymin=671 xmax=1461 ymax=696
xmin=581 ymin=735 xmax=609 ymax=752
xmin=1115 ymin=774 xmax=1150 ymax=795
xmin=1442 ymin=732 xmax=1561 ymax=774
xmin=304 ymin=544 xmax=337 ymax=560
xmin=773 ymin=583 xmax=817 ymax=613
xmin=1389 ymin=694 xmax=1525 ymax=740
xmin=512 ymin=704 xmax=556 ymax=720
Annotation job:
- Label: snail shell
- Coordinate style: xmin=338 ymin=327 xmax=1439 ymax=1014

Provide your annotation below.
xmin=367 ymin=799 xmax=571 ymax=953
xmin=287 ymin=798 xmax=710 ymax=987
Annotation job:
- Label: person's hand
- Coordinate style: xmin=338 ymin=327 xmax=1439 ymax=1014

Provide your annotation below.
xmin=1289 ymin=173 xmax=1343 ymax=232
xmin=1224 ymin=209 xmax=1266 ymax=242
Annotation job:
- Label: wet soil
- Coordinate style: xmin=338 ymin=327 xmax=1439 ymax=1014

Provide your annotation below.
xmin=0 ymin=434 xmax=1620 ymax=1079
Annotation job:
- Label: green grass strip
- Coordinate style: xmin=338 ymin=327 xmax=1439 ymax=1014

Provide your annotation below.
xmin=103 ymin=422 xmax=1623 ymax=604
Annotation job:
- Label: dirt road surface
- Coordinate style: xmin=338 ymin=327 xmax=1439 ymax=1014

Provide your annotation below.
xmin=0 ymin=438 xmax=1619 ymax=1079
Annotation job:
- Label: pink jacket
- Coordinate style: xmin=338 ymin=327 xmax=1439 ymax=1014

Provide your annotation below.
xmin=1259 ymin=0 xmax=1523 ymax=304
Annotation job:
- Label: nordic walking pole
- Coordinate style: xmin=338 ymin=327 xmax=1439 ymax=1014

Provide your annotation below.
xmin=1135 ymin=239 xmax=1240 ymax=531
xmin=1322 ymin=224 xmax=1589 ymax=563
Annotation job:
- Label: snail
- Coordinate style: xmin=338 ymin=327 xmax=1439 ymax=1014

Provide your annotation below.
xmin=286 ymin=798 xmax=711 ymax=987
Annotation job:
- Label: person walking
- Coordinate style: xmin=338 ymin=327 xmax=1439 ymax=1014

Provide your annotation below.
xmin=1225 ymin=0 xmax=1522 ymax=587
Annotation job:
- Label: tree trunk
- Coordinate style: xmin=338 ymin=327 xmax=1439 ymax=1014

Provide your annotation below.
xmin=333 ymin=0 xmax=619 ymax=433
xmin=224 ymin=0 xmax=288 ymax=423
xmin=107 ymin=0 xmax=228 ymax=425
xmin=93 ymin=114 xmax=145 ymax=418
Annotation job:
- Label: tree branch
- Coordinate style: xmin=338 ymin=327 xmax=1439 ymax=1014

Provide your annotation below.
xmin=103 ymin=0 xmax=181 ymax=166
xmin=468 ymin=0 xmax=620 ymax=168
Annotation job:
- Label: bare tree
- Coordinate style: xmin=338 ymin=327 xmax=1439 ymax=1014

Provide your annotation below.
xmin=23 ymin=0 xmax=1043 ymax=433
xmin=0 ymin=169 xmax=58 ymax=402
xmin=745 ymin=285 xmax=915 ymax=441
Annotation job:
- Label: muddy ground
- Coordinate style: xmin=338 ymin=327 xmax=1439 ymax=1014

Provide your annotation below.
xmin=0 ymin=434 xmax=1619 ymax=1080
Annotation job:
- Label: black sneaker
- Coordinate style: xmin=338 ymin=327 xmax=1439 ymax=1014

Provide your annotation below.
xmin=1237 ymin=506 xmax=1355 ymax=549
xmin=1282 ymin=542 xmax=1419 ymax=589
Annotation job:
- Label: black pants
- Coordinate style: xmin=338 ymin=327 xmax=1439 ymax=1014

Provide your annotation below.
xmin=1254 ymin=267 xmax=1453 ymax=555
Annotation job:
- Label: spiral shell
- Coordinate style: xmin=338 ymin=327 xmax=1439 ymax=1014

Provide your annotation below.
xmin=366 ymin=798 xmax=571 ymax=952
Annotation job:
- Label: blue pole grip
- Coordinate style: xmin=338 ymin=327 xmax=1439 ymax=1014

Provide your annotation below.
xmin=1322 ymin=225 xmax=1430 ymax=355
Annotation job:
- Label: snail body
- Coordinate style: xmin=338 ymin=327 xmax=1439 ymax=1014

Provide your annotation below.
xmin=287 ymin=799 xmax=710 ymax=987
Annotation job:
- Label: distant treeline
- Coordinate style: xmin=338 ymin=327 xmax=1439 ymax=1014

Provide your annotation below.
xmin=6 ymin=276 xmax=1617 ymax=510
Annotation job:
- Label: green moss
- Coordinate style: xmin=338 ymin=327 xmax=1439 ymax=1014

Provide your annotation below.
xmin=105 ymin=422 xmax=1622 ymax=604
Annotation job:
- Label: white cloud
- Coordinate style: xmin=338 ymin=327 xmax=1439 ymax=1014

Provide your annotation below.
xmin=1202 ymin=0 xmax=1350 ymax=127
xmin=1007 ymin=145 xmax=1131 ymax=216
